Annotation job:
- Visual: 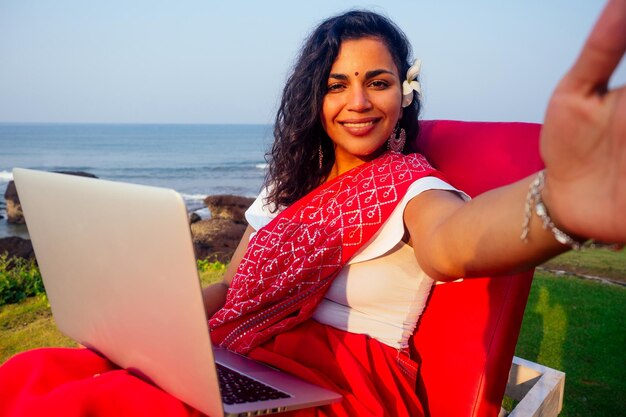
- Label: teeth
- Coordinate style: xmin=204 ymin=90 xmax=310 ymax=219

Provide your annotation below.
xmin=343 ymin=121 xmax=374 ymax=128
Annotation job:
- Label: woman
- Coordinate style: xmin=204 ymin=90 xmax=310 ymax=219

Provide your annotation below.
xmin=1 ymin=2 xmax=625 ymax=416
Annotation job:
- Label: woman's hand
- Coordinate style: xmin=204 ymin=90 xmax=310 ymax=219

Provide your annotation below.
xmin=540 ymin=0 xmax=626 ymax=243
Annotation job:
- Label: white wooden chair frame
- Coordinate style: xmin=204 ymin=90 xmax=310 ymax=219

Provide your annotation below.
xmin=500 ymin=356 xmax=565 ymax=417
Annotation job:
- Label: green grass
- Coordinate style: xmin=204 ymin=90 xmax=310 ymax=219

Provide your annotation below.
xmin=542 ymin=247 xmax=626 ymax=283
xmin=0 ymin=295 xmax=76 ymax=362
xmin=511 ymin=271 xmax=625 ymax=417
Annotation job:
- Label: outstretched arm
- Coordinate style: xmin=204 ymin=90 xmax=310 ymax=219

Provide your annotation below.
xmin=406 ymin=0 xmax=626 ymax=281
xmin=405 ymin=183 xmax=567 ymax=281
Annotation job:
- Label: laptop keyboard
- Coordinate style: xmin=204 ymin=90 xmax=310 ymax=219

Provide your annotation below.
xmin=216 ymin=363 xmax=292 ymax=405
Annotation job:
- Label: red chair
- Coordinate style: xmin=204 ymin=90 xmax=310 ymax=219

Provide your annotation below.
xmin=411 ymin=120 xmax=564 ymax=417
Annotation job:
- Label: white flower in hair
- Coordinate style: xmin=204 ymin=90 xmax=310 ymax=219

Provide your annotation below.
xmin=402 ymin=59 xmax=422 ymax=108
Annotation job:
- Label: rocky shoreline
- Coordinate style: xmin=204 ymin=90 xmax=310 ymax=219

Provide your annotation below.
xmin=191 ymin=195 xmax=254 ymax=262
xmin=1 ymin=173 xmax=253 ymax=264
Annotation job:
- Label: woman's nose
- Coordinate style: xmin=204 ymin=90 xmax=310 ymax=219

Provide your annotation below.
xmin=347 ymin=86 xmax=372 ymax=111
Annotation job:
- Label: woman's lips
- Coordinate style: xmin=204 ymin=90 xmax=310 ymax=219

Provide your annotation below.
xmin=340 ymin=118 xmax=379 ymax=136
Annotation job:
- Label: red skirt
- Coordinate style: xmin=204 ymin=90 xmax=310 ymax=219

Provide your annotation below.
xmin=0 ymin=320 xmax=424 ymax=417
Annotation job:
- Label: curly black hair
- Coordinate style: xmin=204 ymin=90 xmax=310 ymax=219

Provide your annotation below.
xmin=265 ymin=10 xmax=421 ymax=210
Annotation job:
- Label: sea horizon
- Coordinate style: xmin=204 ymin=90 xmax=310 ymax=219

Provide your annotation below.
xmin=0 ymin=123 xmax=273 ymax=238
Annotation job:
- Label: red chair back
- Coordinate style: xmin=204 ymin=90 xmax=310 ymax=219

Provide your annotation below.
xmin=410 ymin=120 xmax=544 ymax=417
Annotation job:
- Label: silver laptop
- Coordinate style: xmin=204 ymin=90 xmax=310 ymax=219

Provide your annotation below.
xmin=13 ymin=168 xmax=341 ymax=417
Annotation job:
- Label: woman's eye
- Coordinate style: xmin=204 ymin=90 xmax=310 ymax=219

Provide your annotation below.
xmin=369 ymin=80 xmax=389 ymax=89
xmin=326 ymin=83 xmax=345 ymax=93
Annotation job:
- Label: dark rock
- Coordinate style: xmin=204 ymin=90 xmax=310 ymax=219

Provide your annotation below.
xmin=4 ymin=181 xmax=24 ymax=224
xmin=4 ymin=180 xmax=18 ymax=202
xmin=189 ymin=212 xmax=201 ymax=224
xmin=191 ymin=195 xmax=255 ymax=262
xmin=53 ymin=171 xmax=98 ymax=178
xmin=191 ymin=218 xmax=247 ymax=263
xmin=0 ymin=236 xmax=35 ymax=260
xmin=4 ymin=171 xmax=98 ymax=224
xmin=203 ymin=195 xmax=255 ymax=225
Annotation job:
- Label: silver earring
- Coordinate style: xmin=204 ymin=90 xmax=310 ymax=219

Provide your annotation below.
xmin=318 ymin=144 xmax=324 ymax=169
xmin=388 ymin=125 xmax=406 ymax=153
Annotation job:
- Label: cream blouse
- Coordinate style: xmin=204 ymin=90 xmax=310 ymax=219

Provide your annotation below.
xmin=245 ymin=177 xmax=468 ymax=349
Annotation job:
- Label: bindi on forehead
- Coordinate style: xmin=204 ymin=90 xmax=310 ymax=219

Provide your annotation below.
xmin=355 ymin=71 xmax=359 ymax=76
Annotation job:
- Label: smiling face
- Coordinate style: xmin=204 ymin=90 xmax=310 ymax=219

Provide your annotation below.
xmin=321 ymin=37 xmax=403 ymax=174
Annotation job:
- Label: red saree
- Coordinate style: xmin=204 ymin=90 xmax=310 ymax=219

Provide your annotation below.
xmin=0 ymin=152 xmax=441 ymax=417
xmin=210 ymin=152 xmax=442 ymax=354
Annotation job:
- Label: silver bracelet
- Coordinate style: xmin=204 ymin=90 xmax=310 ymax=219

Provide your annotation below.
xmin=521 ymin=170 xmax=586 ymax=250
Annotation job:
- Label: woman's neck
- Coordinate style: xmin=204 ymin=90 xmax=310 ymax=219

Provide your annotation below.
xmin=326 ymin=148 xmax=388 ymax=182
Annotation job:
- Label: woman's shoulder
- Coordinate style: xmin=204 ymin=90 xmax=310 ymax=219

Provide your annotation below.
xmin=244 ymin=187 xmax=281 ymax=232
xmin=349 ymin=176 xmax=469 ymax=264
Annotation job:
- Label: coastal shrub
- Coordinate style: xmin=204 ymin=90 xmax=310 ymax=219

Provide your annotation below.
xmin=197 ymin=259 xmax=227 ymax=286
xmin=0 ymin=253 xmax=46 ymax=306
xmin=197 ymin=259 xmax=226 ymax=273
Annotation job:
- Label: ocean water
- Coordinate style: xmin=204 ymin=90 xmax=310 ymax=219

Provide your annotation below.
xmin=0 ymin=123 xmax=273 ymax=238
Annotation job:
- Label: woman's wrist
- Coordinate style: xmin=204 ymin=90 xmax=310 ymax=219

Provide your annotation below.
xmin=521 ymin=170 xmax=588 ymax=250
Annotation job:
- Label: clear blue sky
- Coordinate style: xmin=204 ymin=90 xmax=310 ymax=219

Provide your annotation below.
xmin=1 ymin=0 xmax=623 ymax=124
